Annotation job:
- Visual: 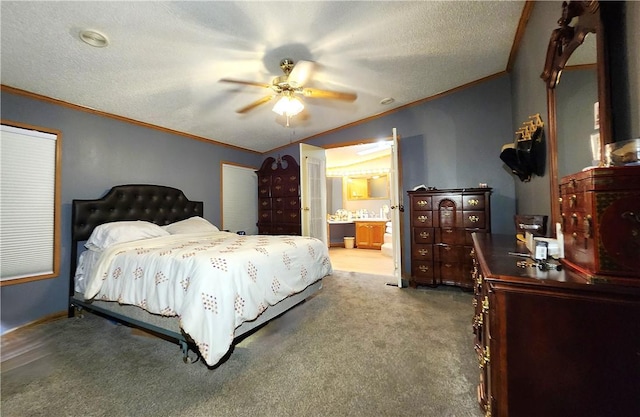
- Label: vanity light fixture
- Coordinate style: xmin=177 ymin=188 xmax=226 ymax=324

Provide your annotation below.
xmin=79 ymin=30 xmax=109 ymax=48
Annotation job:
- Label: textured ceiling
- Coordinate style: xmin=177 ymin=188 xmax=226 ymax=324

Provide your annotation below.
xmin=1 ymin=1 xmax=526 ymax=153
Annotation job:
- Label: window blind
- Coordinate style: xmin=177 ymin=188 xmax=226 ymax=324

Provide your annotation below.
xmin=222 ymin=163 xmax=258 ymax=235
xmin=1 ymin=124 xmax=57 ymax=282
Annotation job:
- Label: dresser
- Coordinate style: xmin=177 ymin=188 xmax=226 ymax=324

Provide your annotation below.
xmin=256 ymin=155 xmax=301 ymax=235
xmin=472 ymin=233 xmax=640 ymax=417
xmin=408 ymin=188 xmax=491 ymax=288
xmin=559 ymin=166 xmax=640 ymax=286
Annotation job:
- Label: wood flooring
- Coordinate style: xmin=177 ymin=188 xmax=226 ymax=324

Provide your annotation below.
xmin=328 ymin=247 xmax=394 ymax=276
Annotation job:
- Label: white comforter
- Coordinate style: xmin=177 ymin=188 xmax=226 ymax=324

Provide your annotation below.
xmin=83 ymin=231 xmax=332 ymax=366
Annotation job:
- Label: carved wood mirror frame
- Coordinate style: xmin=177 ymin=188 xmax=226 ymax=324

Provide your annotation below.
xmin=541 ymin=0 xmax=612 ymax=228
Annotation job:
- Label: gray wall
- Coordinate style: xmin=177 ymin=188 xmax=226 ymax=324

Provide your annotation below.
xmin=271 ymin=75 xmax=516 ymax=274
xmin=509 ymin=1 xmax=559 ymax=219
xmin=511 ymin=1 xmax=640 ymax=218
xmin=1 ymin=91 xmax=261 ymax=333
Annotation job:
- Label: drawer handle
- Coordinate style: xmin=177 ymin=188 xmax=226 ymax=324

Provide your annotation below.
xmin=584 ymin=215 xmax=592 ymax=238
xmin=444 ymin=263 xmax=453 ymax=268
xmin=417 ymin=200 xmax=429 ymax=207
xmin=482 ymin=296 xmax=489 ymax=313
xmin=468 ymin=199 xmax=479 ymax=206
xmin=290 ymin=200 xmax=297 ymax=206
xmin=417 ymin=215 xmax=429 ymax=223
xmin=571 ymin=213 xmax=578 ymax=226
xmin=569 ymin=194 xmax=577 ymax=208
xmin=468 ymin=215 xmax=480 ymax=223
xmin=445 ymin=229 xmax=454 ymax=234
xmin=290 ymin=176 xmax=297 ymax=181
xmin=418 ymin=265 xmax=430 ymax=272
xmin=444 ymin=246 xmax=452 ymax=251
xmin=419 ymin=231 xmax=430 ymax=239
xmin=418 ymin=249 xmax=430 ymax=256
xmin=275 ymin=185 xmax=282 ymax=191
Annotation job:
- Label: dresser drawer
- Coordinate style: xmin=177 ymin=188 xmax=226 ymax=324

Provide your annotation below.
xmin=434 ymin=244 xmax=465 ymax=263
xmin=463 ymin=194 xmax=486 ymax=210
xmin=438 ymin=262 xmax=465 ymax=284
xmin=463 ymin=211 xmax=487 ymax=228
xmin=273 ymin=196 xmax=300 ymax=210
xmin=413 ymin=227 xmax=434 ymax=244
xmin=411 ymin=196 xmax=432 ymax=211
xmin=412 ymin=212 xmax=433 ymax=227
xmin=258 ymin=210 xmax=272 ymax=223
xmin=412 ymin=244 xmax=434 ymax=260
xmin=412 ymin=261 xmax=435 ymax=281
xmin=259 ymin=198 xmax=272 ymax=210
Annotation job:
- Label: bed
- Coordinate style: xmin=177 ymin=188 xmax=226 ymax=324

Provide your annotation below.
xmin=68 ymin=184 xmax=332 ymax=367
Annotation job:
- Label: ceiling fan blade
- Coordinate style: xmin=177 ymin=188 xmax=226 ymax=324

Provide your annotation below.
xmin=302 ymin=88 xmax=357 ymax=102
xmin=236 ymin=95 xmax=275 ymax=113
xmin=288 ymin=60 xmax=314 ymax=88
xmin=219 ymin=78 xmax=271 ymax=89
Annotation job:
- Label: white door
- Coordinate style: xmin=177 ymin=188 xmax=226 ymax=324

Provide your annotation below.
xmin=222 ymin=163 xmax=258 ymax=235
xmin=390 ymin=128 xmax=404 ymax=287
xmin=300 ymin=143 xmax=327 ymax=245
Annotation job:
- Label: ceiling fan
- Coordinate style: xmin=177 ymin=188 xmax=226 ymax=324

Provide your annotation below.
xmin=220 ymin=58 xmax=357 ymax=124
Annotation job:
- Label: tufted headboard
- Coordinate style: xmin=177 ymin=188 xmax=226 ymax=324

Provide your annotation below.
xmin=69 ymin=185 xmax=203 ymax=303
xmin=72 ymin=184 xmax=203 ymax=242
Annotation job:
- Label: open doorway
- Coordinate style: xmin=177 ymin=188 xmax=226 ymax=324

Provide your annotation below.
xmin=325 ymin=141 xmax=395 ymax=276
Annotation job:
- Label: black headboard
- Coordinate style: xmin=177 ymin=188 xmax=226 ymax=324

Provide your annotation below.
xmin=72 ymin=184 xmax=204 ymax=242
xmin=69 ymin=184 xmax=203 ymax=306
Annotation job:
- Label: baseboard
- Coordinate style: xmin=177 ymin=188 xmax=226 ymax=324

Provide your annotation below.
xmin=2 ymin=310 xmax=67 ymax=336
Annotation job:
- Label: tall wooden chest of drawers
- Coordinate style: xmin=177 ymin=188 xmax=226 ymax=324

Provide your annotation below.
xmin=257 ymin=155 xmax=301 ymax=235
xmin=559 ymin=166 xmax=640 ymax=286
xmin=408 ymin=187 xmax=492 ymax=288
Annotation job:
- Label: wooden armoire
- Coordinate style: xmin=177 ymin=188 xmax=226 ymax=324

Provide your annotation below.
xmin=256 ymin=155 xmax=301 ymax=235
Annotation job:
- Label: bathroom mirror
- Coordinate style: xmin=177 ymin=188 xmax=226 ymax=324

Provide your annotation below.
xmin=541 ymin=0 xmax=613 ymax=226
xmin=346 ymin=174 xmax=389 ymax=200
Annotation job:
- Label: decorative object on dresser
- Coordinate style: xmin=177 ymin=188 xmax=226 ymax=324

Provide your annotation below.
xmin=408 ymin=187 xmax=491 ymax=289
xmin=471 ymin=233 xmax=640 ymax=417
xmin=257 ymin=154 xmax=301 ymax=235
xmin=559 ymin=165 xmax=640 ymax=286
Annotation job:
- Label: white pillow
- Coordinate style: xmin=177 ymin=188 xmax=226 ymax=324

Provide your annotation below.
xmin=85 ymin=221 xmax=169 ymax=251
xmin=162 ymin=216 xmax=219 ymax=235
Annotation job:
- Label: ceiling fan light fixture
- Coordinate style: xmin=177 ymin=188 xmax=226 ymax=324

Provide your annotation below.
xmin=272 ymin=94 xmax=304 ymax=117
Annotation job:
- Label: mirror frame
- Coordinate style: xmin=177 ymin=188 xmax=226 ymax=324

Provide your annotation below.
xmin=541 ymin=0 xmax=613 ymax=229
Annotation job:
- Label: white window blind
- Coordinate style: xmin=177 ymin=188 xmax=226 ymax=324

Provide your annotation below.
xmin=222 ymin=163 xmax=258 ymax=235
xmin=1 ymin=124 xmax=57 ymax=282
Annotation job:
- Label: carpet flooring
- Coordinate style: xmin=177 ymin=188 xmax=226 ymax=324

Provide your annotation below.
xmin=1 ymin=271 xmax=482 ymax=417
